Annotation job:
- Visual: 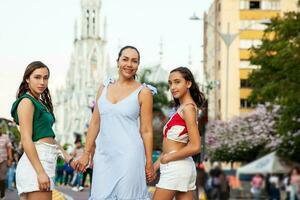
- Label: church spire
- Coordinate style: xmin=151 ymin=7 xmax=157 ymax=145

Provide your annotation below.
xmin=159 ymin=37 xmax=164 ymax=67
xmin=80 ymin=0 xmax=101 ymax=39
xmin=74 ymin=19 xmax=78 ymax=41
xmin=188 ymin=46 xmax=192 ymax=67
xmin=103 ymin=16 xmax=107 ymax=42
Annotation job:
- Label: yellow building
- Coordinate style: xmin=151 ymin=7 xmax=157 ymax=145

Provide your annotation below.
xmin=203 ymin=0 xmax=298 ymax=121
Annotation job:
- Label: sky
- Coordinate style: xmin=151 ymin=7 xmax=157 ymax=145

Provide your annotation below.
xmin=0 ymin=0 xmax=213 ymax=119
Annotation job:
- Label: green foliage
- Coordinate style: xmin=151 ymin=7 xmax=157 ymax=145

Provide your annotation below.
xmin=249 ymin=12 xmax=300 ymax=162
xmin=0 ymin=118 xmax=20 ymax=145
xmin=138 ymin=68 xmax=169 ymax=112
xmin=210 ymin=143 xmax=265 ymax=162
xmin=138 ymin=68 xmax=170 ymax=150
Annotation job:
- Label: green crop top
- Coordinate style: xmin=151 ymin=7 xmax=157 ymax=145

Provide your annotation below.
xmin=11 ymin=93 xmax=55 ymax=142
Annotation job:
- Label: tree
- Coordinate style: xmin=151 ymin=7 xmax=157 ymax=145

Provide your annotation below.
xmin=139 ymin=68 xmax=169 ymax=112
xmin=205 ymin=104 xmax=281 ymax=162
xmin=248 ymin=12 xmax=300 ymax=162
xmin=0 ymin=118 xmax=20 ymax=148
xmin=139 ymin=68 xmax=170 ymax=150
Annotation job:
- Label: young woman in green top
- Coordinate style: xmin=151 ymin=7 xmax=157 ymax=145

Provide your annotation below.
xmin=11 ymin=61 xmax=77 ymax=200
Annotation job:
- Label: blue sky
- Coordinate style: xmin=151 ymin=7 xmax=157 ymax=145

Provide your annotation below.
xmin=0 ymin=0 xmax=212 ymax=118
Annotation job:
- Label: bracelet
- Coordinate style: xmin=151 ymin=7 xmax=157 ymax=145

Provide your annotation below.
xmin=68 ymin=157 xmax=74 ymax=165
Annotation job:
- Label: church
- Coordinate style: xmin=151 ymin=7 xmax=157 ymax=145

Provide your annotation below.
xmin=53 ymin=0 xmax=110 ymax=145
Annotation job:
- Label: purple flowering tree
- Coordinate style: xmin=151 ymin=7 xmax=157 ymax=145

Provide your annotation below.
xmin=205 ymin=104 xmax=283 ymax=162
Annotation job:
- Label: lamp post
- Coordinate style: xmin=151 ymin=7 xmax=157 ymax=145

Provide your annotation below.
xmin=191 ymin=13 xmax=271 ymax=121
xmin=191 ymin=13 xmax=238 ymax=121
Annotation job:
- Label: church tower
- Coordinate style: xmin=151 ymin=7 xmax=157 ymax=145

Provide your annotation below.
xmin=80 ymin=0 xmax=101 ymax=39
xmin=53 ymin=0 xmax=110 ymax=144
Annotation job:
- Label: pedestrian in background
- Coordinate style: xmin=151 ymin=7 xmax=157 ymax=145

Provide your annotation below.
xmin=76 ymin=46 xmax=156 ymax=200
xmin=251 ymin=173 xmax=264 ymax=200
xmin=6 ymin=150 xmax=17 ymax=191
xmin=289 ymin=166 xmax=300 ymax=200
xmin=152 ymin=67 xmax=204 ymax=200
xmin=268 ymin=173 xmax=281 ymax=200
xmin=63 ymin=162 xmax=74 ymax=186
xmin=0 ymin=127 xmax=13 ymax=199
xmin=11 ymin=61 xmax=77 ymax=200
xmin=71 ymin=138 xmax=84 ymax=192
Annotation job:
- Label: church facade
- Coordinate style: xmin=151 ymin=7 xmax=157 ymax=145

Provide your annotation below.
xmin=53 ymin=0 xmax=110 ymax=144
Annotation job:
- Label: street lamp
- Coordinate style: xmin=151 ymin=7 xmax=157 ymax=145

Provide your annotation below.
xmin=191 ymin=15 xmax=238 ymax=121
xmin=191 ymin=13 xmax=271 ymax=121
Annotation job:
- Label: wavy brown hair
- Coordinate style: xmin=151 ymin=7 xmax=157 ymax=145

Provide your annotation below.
xmin=16 ymin=61 xmax=54 ymax=114
xmin=170 ymin=67 xmax=206 ymax=109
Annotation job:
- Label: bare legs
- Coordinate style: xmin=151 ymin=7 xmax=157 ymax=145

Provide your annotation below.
xmin=152 ymin=187 xmax=194 ymax=200
xmin=20 ymin=191 xmax=52 ymax=200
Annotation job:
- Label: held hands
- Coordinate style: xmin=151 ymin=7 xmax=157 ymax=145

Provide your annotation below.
xmin=145 ymin=162 xmax=156 ymax=183
xmin=65 ymin=155 xmax=78 ymax=170
xmin=37 ymin=171 xmax=51 ymax=191
xmin=75 ymin=152 xmax=90 ymax=172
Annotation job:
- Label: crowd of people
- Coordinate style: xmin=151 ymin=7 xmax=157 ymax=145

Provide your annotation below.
xmin=249 ymin=168 xmax=300 ymax=200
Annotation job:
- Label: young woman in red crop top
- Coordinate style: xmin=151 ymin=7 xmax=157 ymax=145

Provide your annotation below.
xmin=153 ymin=67 xmax=205 ymax=200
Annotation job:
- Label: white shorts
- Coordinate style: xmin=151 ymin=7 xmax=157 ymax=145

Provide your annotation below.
xmin=16 ymin=141 xmax=59 ymax=195
xmin=156 ymin=156 xmax=196 ymax=192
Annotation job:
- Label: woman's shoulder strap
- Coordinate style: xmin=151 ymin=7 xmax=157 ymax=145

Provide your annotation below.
xmin=139 ymin=83 xmax=157 ymax=95
xmin=178 ymin=102 xmax=198 ymax=114
xmin=102 ymin=78 xmax=115 ymax=87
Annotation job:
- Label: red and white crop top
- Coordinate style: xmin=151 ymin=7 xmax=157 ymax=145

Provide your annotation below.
xmin=163 ymin=103 xmax=197 ymax=144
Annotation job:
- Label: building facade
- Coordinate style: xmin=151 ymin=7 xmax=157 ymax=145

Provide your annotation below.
xmin=54 ymin=0 xmax=110 ymax=144
xmin=204 ymin=0 xmax=298 ymax=121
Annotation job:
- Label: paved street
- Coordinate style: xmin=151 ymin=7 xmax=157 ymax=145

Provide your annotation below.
xmin=5 ymin=186 xmax=90 ymax=200
xmin=4 ymin=186 xmax=156 ymax=200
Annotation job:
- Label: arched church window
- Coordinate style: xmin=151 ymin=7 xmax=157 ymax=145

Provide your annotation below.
xmin=92 ymin=10 xmax=96 ymax=34
xmin=91 ymin=49 xmax=97 ymax=74
xmin=86 ymin=9 xmax=90 ymax=36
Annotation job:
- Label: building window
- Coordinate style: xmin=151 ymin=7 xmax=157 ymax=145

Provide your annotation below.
xmin=240 ymin=1 xmax=248 ymax=9
xmin=218 ymin=2 xmax=221 ymax=12
xmin=240 ymin=60 xmax=258 ymax=69
xmin=240 ymin=98 xmax=253 ymax=108
xmin=240 ymin=20 xmax=267 ymax=30
xmin=261 ymin=1 xmax=280 ymax=10
xmin=240 ymin=39 xmax=262 ymax=49
xmin=249 ymin=1 xmax=261 ymax=9
xmin=240 ymin=79 xmax=252 ymax=88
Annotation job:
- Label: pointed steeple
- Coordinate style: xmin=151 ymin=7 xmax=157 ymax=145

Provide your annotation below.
xmin=188 ymin=46 xmax=192 ymax=67
xmin=80 ymin=0 xmax=101 ymax=39
xmin=159 ymin=37 xmax=164 ymax=67
xmin=103 ymin=16 xmax=107 ymax=42
xmin=74 ymin=19 xmax=78 ymax=41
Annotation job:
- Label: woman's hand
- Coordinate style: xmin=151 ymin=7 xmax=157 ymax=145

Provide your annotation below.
xmin=145 ymin=162 xmax=155 ymax=183
xmin=37 ymin=171 xmax=51 ymax=191
xmin=160 ymin=153 xmax=171 ymax=164
xmin=75 ymin=152 xmax=90 ymax=172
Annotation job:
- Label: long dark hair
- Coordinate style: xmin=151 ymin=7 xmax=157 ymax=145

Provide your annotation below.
xmin=170 ymin=67 xmax=205 ymax=109
xmin=117 ymin=45 xmax=140 ymax=80
xmin=16 ymin=61 xmax=54 ymax=114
